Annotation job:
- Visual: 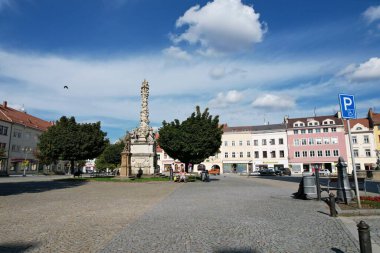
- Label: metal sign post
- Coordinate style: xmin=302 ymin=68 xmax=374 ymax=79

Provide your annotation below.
xmin=338 ymin=94 xmax=361 ymax=208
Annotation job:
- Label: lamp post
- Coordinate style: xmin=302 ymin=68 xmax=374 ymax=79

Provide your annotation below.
xmin=22 ymin=147 xmax=32 ymax=177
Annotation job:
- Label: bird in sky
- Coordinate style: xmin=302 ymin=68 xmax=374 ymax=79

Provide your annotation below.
xmin=64 ymin=85 xmax=68 ymax=89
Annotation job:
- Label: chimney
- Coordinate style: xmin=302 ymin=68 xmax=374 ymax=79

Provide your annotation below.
xmin=3 ymin=101 xmax=7 ymax=108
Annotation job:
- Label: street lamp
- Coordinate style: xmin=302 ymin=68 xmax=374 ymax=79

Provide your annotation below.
xmin=22 ymin=147 xmax=32 ymax=177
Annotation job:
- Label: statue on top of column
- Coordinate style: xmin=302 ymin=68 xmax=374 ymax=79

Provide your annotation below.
xmin=136 ymin=80 xmax=153 ymax=141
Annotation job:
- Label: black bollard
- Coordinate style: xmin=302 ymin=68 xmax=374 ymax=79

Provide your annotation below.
xmin=329 ymin=193 xmax=337 ymax=217
xmin=315 ymin=168 xmax=321 ymax=201
xmin=169 ymin=168 xmax=173 ymax=181
xmin=357 ymin=221 xmax=372 ymax=253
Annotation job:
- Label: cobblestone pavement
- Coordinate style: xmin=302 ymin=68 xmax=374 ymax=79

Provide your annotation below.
xmin=101 ymin=175 xmax=360 ymax=253
xmin=0 ymin=178 xmax=180 ymax=253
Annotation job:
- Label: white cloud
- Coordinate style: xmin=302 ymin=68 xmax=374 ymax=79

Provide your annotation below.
xmin=209 ymin=90 xmax=244 ymax=108
xmin=172 ymin=0 xmax=266 ymax=55
xmin=339 ymin=57 xmax=380 ymax=82
xmin=162 ymin=46 xmax=192 ymax=61
xmin=251 ymin=94 xmax=296 ymax=110
xmin=363 ymin=5 xmax=380 ymax=24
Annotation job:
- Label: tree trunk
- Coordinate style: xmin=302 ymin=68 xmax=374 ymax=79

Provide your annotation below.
xmin=70 ymin=160 xmax=75 ymax=175
xmin=185 ymin=162 xmax=189 ymax=173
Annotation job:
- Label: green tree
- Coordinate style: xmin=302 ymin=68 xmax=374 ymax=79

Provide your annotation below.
xmin=158 ymin=106 xmax=223 ymax=172
xmin=95 ymin=140 xmax=124 ymax=171
xmin=38 ymin=116 xmax=108 ymax=174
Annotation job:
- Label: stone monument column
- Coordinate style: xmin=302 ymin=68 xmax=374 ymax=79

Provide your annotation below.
xmin=120 ymin=80 xmax=156 ymax=176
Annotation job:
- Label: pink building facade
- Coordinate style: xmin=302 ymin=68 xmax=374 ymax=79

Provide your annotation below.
xmin=285 ymin=114 xmax=348 ymax=174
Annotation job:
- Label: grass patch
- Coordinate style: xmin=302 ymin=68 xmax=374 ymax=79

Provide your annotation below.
xmin=69 ymin=176 xmax=170 ymax=183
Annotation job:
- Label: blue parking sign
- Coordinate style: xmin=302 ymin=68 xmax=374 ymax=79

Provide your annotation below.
xmin=339 ymin=94 xmax=356 ymax=119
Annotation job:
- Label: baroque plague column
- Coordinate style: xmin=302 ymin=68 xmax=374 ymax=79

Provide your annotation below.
xmin=120 ymin=80 xmax=156 ymax=177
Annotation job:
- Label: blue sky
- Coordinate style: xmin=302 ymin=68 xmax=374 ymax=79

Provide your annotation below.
xmin=1 ymin=0 xmax=380 ymax=142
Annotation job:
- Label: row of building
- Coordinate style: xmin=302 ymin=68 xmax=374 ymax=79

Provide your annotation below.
xmin=0 ymin=101 xmax=53 ymax=175
xmin=2 ymin=99 xmax=380 ymax=176
xmin=157 ymin=109 xmax=380 ymax=175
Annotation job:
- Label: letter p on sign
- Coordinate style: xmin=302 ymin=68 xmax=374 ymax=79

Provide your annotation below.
xmin=339 ymin=94 xmax=356 ymax=119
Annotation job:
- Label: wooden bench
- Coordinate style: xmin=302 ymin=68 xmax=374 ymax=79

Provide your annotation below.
xmin=327 ymin=177 xmax=367 ymax=195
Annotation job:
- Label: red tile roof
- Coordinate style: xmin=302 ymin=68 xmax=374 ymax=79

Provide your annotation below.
xmin=0 ymin=102 xmax=52 ymax=131
xmin=371 ymin=112 xmax=380 ymax=125
xmin=286 ymin=114 xmax=344 ymax=128
xmin=344 ymin=118 xmax=370 ymax=132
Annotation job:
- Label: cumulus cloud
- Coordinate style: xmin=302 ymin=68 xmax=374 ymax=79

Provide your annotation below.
xmin=251 ymin=94 xmax=296 ymax=110
xmin=363 ymin=5 xmax=380 ymax=24
xmin=339 ymin=57 xmax=380 ymax=82
xmin=162 ymin=46 xmax=192 ymax=61
xmin=171 ymin=0 xmax=266 ymax=56
xmin=209 ymin=90 xmax=244 ymax=108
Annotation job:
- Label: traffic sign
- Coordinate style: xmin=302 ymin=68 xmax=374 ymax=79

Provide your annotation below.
xmin=338 ymin=94 xmax=356 ymax=119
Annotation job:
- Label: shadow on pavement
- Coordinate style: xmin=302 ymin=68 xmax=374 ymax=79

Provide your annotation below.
xmin=331 ymin=248 xmax=345 ymax=253
xmin=0 ymin=179 xmax=87 ymax=196
xmin=215 ymin=248 xmax=258 ymax=253
xmin=0 ymin=242 xmax=40 ymax=253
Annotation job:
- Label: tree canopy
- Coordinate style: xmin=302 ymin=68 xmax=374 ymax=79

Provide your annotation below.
xmin=157 ymin=106 xmax=223 ymax=172
xmin=37 ymin=116 xmax=108 ymax=173
xmin=95 ymin=140 xmax=125 ymax=171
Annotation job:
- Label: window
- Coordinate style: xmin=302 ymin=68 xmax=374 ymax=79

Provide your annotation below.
xmin=270 ymin=139 xmax=275 ymax=145
xmin=352 ymin=136 xmax=357 ymax=144
xmin=317 ymin=150 xmax=323 ymax=157
xmin=0 ymin=125 xmax=8 ymax=136
xmin=364 ymin=135 xmax=369 ymax=144
xmin=0 ymin=142 xmax=6 ymax=149
xmin=263 ymin=151 xmax=267 ymax=158
xmin=224 ymin=141 xmax=228 ymax=146
xmin=254 ymin=151 xmax=259 ymax=158
xmin=325 ymin=150 xmax=331 ymax=157
xmin=157 ymin=154 xmax=161 ymax=160
xmin=309 ymin=138 xmax=314 ymax=145
xmin=315 ymin=128 xmax=321 ymax=133
xmin=295 ymin=151 xmax=300 ymax=157
xmin=11 ymin=145 xmax=15 ymax=151
xmin=301 ymin=139 xmax=307 ymax=145
xmin=232 ymin=141 xmax=235 ymax=146
xmin=323 ymin=128 xmax=328 ymax=133
xmin=164 ymin=153 xmax=168 ymax=159
xmin=353 ymin=149 xmax=359 ymax=157
xmin=262 ymin=139 xmax=267 ymax=145
xmin=316 ymin=138 xmax=322 ymax=145
xmin=240 ymin=152 xmax=243 ymax=158
xmin=294 ymin=130 xmax=299 ymax=134
xmin=279 ymin=150 xmax=284 ymax=158
xmin=13 ymin=131 xmax=22 ymax=138
xmin=333 ymin=150 xmax=339 ymax=156
xmin=232 ymin=152 xmax=236 ymax=158
xmin=270 ymin=151 xmax=276 ymax=158
xmin=308 ymin=129 xmax=313 ymax=133
xmin=254 ymin=140 xmax=258 ymax=146
xmin=310 ymin=150 xmax=315 ymax=157
xmin=301 ymin=129 xmax=306 ymax=134
xmin=356 ymin=127 xmax=362 ymax=130
xmin=302 ymin=151 xmax=307 ymax=157
xmin=279 ymin=138 xmax=284 ymax=145
xmin=331 ymin=137 xmax=338 ymax=144
xmin=365 ymin=149 xmax=371 ymax=157
xmin=324 ymin=138 xmax=330 ymax=144
xmin=225 ymin=152 xmax=228 ymax=158
xmin=294 ymin=123 xmax=298 ymax=127
xmin=247 ymin=140 xmax=250 ymax=146
xmin=330 ymin=121 xmax=334 ymax=124
xmin=247 ymin=152 xmax=251 ymax=158
xmin=355 ymin=163 xmax=361 ymax=171
xmin=294 ymin=139 xmax=300 ymax=146
xmin=239 ymin=141 xmax=242 ymax=146
xmin=331 ymin=127 xmax=336 ymax=132
xmin=314 ymin=122 xmax=319 ymax=126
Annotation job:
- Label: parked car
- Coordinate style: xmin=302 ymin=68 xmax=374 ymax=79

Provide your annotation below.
xmin=249 ymin=170 xmax=261 ymax=176
xmin=259 ymin=169 xmax=276 ymax=176
xmin=275 ymin=168 xmax=292 ymax=176
xmin=209 ymin=167 xmax=220 ymax=175
xmin=318 ymin=169 xmax=331 ymax=176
